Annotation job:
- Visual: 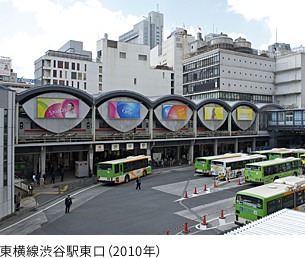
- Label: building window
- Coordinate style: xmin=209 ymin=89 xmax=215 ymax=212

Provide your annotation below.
xmin=58 ymin=61 xmax=63 ymax=68
xmin=71 ymin=72 xmax=77 ymax=79
xmin=85 ymin=64 xmax=87 ymax=71
xmin=66 ymin=81 xmax=69 ymax=86
xmin=53 ymin=79 xmax=58 ymax=85
xmin=77 ymin=63 xmax=80 ymax=70
xmin=59 ymin=80 xmax=64 ymax=85
xmin=99 ymin=66 xmax=103 ymax=73
xmin=84 ymin=82 xmax=87 ymax=90
xmin=53 ymin=70 xmax=57 ymax=77
xmin=99 ymin=75 xmax=102 ymax=82
xmin=78 ymin=73 xmax=82 ymax=80
xmin=53 ymin=60 xmax=56 ymax=67
xmin=59 ymin=70 xmax=62 ymax=78
xmin=65 ymin=62 xmax=69 ymax=69
xmin=72 ymin=63 xmax=75 ymax=70
xmin=99 ymin=84 xmax=102 ymax=91
xmin=138 ymin=54 xmax=147 ymax=61
xmin=119 ymin=52 xmax=127 ymax=59
xmin=84 ymin=73 xmax=86 ymax=80
xmin=134 ymin=78 xmax=137 ymax=85
xmin=77 ymin=82 xmax=79 ymax=89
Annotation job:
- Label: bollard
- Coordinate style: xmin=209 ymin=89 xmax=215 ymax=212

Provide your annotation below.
xmin=202 ymin=215 xmax=207 ymax=225
xmin=167 ymin=231 xmax=169 ymax=235
xmin=185 ymin=191 xmax=188 ymax=198
xmin=184 ymin=222 xmax=189 ymax=233
xmin=214 ymin=181 xmax=217 ymax=188
xmin=238 ymin=179 xmax=241 ymax=185
xmin=194 ymin=187 xmax=197 ymax=194
xmin=204 ymin=184 xmax=207 ymax=191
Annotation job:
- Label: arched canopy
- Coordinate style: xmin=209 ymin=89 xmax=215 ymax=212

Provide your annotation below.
xmin=256 ymin=103 xmax=284 ymax=111
xmin=152 ymin=94 xmax=197 ymax=109
xmin=231 ymin=101 xmax=260 ymax=113
xmin=196 ymin=98 xmax=232 ymax=112
xmin=95 ymin=90 xmax=153 ymax=109
xmin=16 ymin=85 xmax=94 ymax=106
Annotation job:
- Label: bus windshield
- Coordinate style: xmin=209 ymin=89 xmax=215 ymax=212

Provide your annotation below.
xmin=98 ymin=164 xmax=113 ymax=171
xmin=212 ymin=161 xmax=223 ymax=166
xmin=236 ymin=194 xmax=263 ymax=209
xmin=196 ymin=159 xmax=206 ymax=164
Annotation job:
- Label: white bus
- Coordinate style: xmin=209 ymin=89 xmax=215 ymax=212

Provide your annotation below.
xmin=211 ymin=154 xmax=267 ymax=180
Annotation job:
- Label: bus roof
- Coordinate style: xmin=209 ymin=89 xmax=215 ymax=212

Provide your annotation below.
xmin=251 ymin=148 xmax=289 ymax=154
xmin=99 ymin=155 xmax=151 ymax=164
xmin=269 ymin=150 xmax=293 ymax=154
xmin=211 ymin=154 xmax=266 ymax=164
xmin=196 ymin=153 xmax=245 ymax=160
xmin=237 ymin=176 xmax=305 ymax=199
xmin=246 ymin=157 xmax=301 ymax=166
xmin=292 ymin=148 xmax=305 ymax=153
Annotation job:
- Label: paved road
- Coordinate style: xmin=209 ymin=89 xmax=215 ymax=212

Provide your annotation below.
xmin=0 ymin=166 xmax=253 ymax=235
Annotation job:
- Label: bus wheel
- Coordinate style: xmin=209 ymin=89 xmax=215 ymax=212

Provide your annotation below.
xmin=124 ymin=175 xmax=130 ymax=183
xmin=143 ymin=170 xmax=147 ymax=177
xmin=294 ymin=172 xmax=298 ymax=177
xmin=274 ymin=177 xmax=279 ymax=182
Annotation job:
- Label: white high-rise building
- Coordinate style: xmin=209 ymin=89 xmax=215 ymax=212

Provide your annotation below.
xmin=96 ymin=35 xmax=173 ymax=96
xmin=119 ymin=11 xmax=163 ymax=50
xmin=34 ymin=40 xmax=102 ymax=94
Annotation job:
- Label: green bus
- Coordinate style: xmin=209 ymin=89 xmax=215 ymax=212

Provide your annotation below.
xmin=245 ymin=157 xmax=302 ymax=184
xmin=267 ymin=148 xmax=305 ymax=160
xmin=235 ymin=176 xmax=305 ymax=225
xmin=250 ymin=148 xmax=289 ymax=159
xmin=194 ymin=153 xmax=245 ymax=175
xmin=97 ymin=155 xmax=152 ymax=184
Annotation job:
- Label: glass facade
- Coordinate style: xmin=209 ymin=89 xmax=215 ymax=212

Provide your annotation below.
xmin=183 ymin=53 xmax=220 ymax=95
xmin=187 ymin=91 xmax=272 ymax=103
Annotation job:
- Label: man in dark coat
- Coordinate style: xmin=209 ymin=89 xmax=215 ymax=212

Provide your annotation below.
xmin=65 ymin=195 xmax=72 ymax=213
xmin=136 ymin=177 xmax=141 ymax=190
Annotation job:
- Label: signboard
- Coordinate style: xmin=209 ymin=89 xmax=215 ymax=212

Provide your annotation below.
xmin=237 ymin=108 xmax=252 ymax=121
xmin=162 ymin=105 xmax=187 ymax=120
xmin=37 ymin=98 xmax=79 ymax=118
xmin=0 ymin=58 xmax=11 ymax=76
xmin=111 ymin=144 xmax=119 ymax=151
xmin=140 ymin=143 xmax=147 ymax=149
xmin=126 ymin=143 xmax=134 ymax=150
xmin=95 ymin=144 xmax=104 ymax=152
xmin=109 ymin=102 xmax=140 ymax=119
xmin=204 ymin=107 xmax=224 ymax=120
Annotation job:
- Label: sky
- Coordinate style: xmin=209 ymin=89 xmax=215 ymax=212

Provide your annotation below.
xmin=1 ymin=0 xmax=305 ymax=79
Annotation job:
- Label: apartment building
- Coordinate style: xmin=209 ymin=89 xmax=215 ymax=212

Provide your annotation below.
xmin=34 ymin=40 xmax=101 ymax=94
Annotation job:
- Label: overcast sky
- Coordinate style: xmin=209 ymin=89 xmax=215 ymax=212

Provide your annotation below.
xmin=1 ymin=0 xmax=305 ymax=78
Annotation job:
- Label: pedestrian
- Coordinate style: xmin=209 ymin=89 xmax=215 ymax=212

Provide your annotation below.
xmin=136 ymin=177 xmax=141 ymax=190
xmin=28 ymin=183 xmax=33 ymax=196
xmin=32 ymin=174 xmax=36 ymax=186
xmin=65 ymin=195 xmax=72 ymax=213
xmin=39 ymin=175 xmax=44 ymax=188
xmin=43 ymin=173 xmax=48 ymax=185
xmin=15 ymin=192 xmax=21 ymax=211
xmin=60 ymin=171 xmax=64 ymax=182
xmin=50 ymin=170 xmax=55 ymax=184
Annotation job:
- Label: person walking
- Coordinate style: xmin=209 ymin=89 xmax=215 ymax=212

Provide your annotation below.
xmin=39 ymin=175 xmax=44 ymax=188
xmin=136 ymin=177 xmax=141 ymax=190
xmin=65 ymin=195 xmax=72 ymax=213
xmin=50 ymin=170 xmax=55 ymax=184
xmin=28 ymin=183 xmax=33 ymax=196
xmin=32 ymin=174 xmax=36 ymax=186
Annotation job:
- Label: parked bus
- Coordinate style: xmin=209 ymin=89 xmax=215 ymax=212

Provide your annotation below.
xmin=245 ymin=157 xmax=302 ymax=184
xmin=97 ymin=155 xmax=152 ymax=184
xmin=235 ymin=176 xmax=305 ymax=225
xmin=250 ymin=148 xmax=289 ymax=159
xmin=195 ymin=153 xmax=246 ymax=175
xmin=211 ymin=154 xmax=266 ymax=180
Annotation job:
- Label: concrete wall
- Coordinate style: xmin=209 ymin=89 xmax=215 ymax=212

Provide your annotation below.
xmin=98 ymin=97 xmax=148 ymax=133
xmin=232 ymin=105 xmax=256 ymax=130
xmin=154 ymin=100 xmax=192 ymax=131
xmin=22 ymin=93 xmax=90 ymax=134
xmin=198 ymin=103 xmax=228 ymax=131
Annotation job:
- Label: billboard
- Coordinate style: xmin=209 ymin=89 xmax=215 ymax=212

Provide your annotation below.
xmin=0 ymin=58 xmax=11 ymax=76
xmin=37 ymin=98 xmax=79 ymax=118
xmin=204 ymin=107 xmax=224 ymax=120
xmin=163 ymin=105 xmax=187 ymax=120
xmin=237 ymin=108 xmax=252 ymax=121
xmin=109 ymin=102 xmax=140 ymax=119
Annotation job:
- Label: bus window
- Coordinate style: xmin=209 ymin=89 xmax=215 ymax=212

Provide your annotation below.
xmin=267 ymin=199 xmax=282 ymax=215
xmin=98 ymin=164 xmax=112 ymax=171
xmin=282 ymin=194 xmax=294 ymax=209
xmin=296 ymin=190 xmax=305 ymax=206
xmin=196 ymin=159 xmax=206 ymax=164
xmin=236 ymin=194 xmax=263 ymax=209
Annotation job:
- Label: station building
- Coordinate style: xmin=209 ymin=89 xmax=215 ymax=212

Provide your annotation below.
xmin=14 ymin=85 xmax=287 ymax=180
